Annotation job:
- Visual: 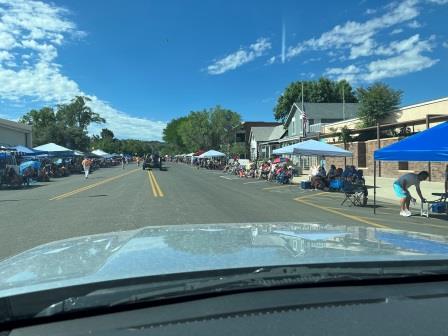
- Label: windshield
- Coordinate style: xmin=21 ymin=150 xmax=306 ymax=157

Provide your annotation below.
xmin=1 ymin=0 xmax=448 ymax=324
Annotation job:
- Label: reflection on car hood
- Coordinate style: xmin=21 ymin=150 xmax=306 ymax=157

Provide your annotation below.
xmin=2 ymin=222 xmax=448 ymax=297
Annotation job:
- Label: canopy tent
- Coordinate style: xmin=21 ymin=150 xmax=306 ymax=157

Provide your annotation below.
xmin=10 ymin=145 xmax=43 ymax=155
xmin=198 ymin=150 xmax=226 ymax=158
xmin=185 ymin=153 xmax=195 ymax=157
xmin=74 ymin=150 xmax=85 ymax=157
xmin=375 ymin=121 xmax=448 ymax=161
xmin=91 ymin=149 xmax=110 ymax=157
xmin=273 ymin=140 xmax=352 ymax=157
xmin=292 ymin=140 xmax=352 ymax=157
xmin=372 ymin=121 xmax=448 ymax=214
xmin=33 ymin=143 xmax=74 ymax=156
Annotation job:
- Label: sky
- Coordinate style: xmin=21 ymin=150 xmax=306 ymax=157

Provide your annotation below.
xmin=0 ymin=0 xmax=447 ymax=141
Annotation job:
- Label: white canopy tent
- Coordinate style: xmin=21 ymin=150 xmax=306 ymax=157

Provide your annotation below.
xmin=92 ymin=149 xmax=110 ymax=157
xmin=198 ymin=150 xmax=226 ymax=158
xmin=273 ymin=140 xmax=352 ymax=157
xmin=33 ymin=143 xmax=72 ymax=152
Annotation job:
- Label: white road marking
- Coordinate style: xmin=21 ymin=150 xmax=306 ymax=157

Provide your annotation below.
xmin=243 ymin=181 xmax=267 ymax=184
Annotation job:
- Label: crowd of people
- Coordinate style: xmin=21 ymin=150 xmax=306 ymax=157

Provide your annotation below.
xmin=309 ymin=164 xmax=365 ymax=191
xmin=223 ymin=159 xmax=294 ymax=184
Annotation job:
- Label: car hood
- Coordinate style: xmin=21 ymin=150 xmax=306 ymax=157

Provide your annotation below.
xmin=2 ymin=222 xmax=448 ymax=297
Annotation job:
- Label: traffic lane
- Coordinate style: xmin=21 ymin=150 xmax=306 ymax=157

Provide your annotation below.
xmin=147 ymin=164 xmax=367 ymax=227
xmin=0 ymin=165 xmax=127 ymax=203
xmin=195 ymin=168 xmax=448 ymax=236
xmin=0 ymin=165 xmax=143 ymax=260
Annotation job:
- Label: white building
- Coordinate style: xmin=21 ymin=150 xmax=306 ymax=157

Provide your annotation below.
xmin=0 ymin=117 xmax=33 ymax=147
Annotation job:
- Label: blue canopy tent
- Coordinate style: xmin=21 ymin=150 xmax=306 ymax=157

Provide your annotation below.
xmin=10 ymin=145 xmax=42 ymax=156
xmin=373 ymin=121 xmax=448 ymax=213
xmin=273 ymin=140 xmax=352 ymax=157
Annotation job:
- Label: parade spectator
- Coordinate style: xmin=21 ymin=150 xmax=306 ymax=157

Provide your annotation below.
xmin=81 ymin=157 xmax=92 ymax=179
xmin=393 ymin=171 xmax=428 ymax=217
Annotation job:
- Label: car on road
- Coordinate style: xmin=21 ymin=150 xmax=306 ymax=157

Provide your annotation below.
xmin=142 ymin=154 xmax=162 ymax=170
xmin=2 ymin=222 xmax=448 ymax=334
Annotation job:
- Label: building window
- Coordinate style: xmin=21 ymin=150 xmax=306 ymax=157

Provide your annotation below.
xmin=291 ymin=117 xmax=296 ymax=135
xmin=398 ymin=161 xmax=409 ymax=170
xmin=236 ymin=133 xmax=245 ymax=142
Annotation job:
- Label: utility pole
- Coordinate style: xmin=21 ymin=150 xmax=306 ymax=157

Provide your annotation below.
xmin=342 ymin=84 xmax=345 ymax=120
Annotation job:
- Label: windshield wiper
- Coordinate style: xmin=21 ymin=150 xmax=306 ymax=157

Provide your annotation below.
xmin=36 ymin=262 xmax=448 ymax=318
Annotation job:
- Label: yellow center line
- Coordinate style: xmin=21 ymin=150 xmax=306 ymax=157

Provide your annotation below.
xmin=295 ymin=197 xmax=389 ymax=229
xmin=149 ymin=171 xmax=164 ymax=197
xmin=148 ymin=171 xmax=158 ymax=197
xmin=50 ymin=169 xmax=139 ymax=200
xmin=294 ymin=191 xmax=328 ymax=200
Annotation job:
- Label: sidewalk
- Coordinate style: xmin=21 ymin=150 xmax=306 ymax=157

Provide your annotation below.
xmin=292 ymin=175 xmax=445 ymax=204
xmin=364 ymin=176 xmax=445 ymax=204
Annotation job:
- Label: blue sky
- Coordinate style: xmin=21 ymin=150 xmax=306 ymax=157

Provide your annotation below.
xmin=0 ymin=0 xmax=447 ymax=140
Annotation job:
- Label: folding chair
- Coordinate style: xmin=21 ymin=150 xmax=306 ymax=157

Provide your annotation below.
xmin=341 ymin=181 xmax=366 ymax=207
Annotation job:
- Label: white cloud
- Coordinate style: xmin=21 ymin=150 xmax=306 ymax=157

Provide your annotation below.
xmin=407 ymin=20 xmax=422 ymax=28
xmin=207 ymin=38 xmax=271 ymax=75
xmin=365 ymin=8 xmax=377 ymax=15
xmin=281 ymin=23 xmax=286 ymax=63
xmin=267 ymin=56 xmax=276 ymax=64
xmin=287 ymin=0 xmax=419 ymax=60
xmin=325 ymin=35 xmax=438 ymax=82
xmin=427 ymin=0 xmax=448 ymax=4
xmin=390 ymin=28 xmax=403 ymax=35
xmin=0 ymin=0 xmax=165 ymax=140
xmin=443 ymin=41 xmax=448 ymax=48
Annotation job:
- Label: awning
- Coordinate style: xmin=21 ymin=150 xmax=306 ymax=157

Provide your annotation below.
xmin=374 ymin=121 xmax=448 ymax=161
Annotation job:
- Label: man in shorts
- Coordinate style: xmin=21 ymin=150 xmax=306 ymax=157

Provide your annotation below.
xmin=393 ymin=171 xmax=429 ymax=217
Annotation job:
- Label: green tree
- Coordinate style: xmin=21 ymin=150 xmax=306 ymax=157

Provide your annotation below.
xmin=19 ymin=107 xmax=61 ymax=146
xmin=56 ymin=96 xmax=105 ymax=130
xmin=178 ymin=110 xmax=211 ymax=152
xmin=162 ymin=117 xmax=188 ymax=153
xmin=100 ymin=128 xmax=114 ymax=139
xmin=209 ymin=106 xmax=241 ymax=148
xmin=229 ymin=143 xmax=246 ymax=157
xmin=356 ymin=83 xmax=402 ymax=127
xmin=274 ymin=77 xmax=357 ymax=122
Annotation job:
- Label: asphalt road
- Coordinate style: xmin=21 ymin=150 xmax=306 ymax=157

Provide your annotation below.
xmin=1 ymin=162 xmax=448 ymax=260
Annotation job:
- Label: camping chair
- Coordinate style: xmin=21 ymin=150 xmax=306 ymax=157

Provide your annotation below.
xmin=341 ymin=180 xmax=367 ymax=207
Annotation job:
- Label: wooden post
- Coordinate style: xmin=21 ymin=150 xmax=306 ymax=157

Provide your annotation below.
xmin=377 ymin=122 xmax=381 ymax=177
xmin=426 ymin=115 xmax=431 ymax=181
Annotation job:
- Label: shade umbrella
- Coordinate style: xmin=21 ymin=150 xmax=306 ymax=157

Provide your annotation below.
xmin=292 ymin=140 xmax=352 ymax=157
xmin=19 ymin=160 xmax=40 ymax=175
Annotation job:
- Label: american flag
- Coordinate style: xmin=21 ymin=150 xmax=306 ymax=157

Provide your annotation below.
xmin=301 ymin=109 xmax=307 ymax=137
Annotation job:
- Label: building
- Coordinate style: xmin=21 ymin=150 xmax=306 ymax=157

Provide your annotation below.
xmin=316 ymin=97 xmax=448 ymax=182
xmin=284 ymin=102 xmax=359 ymax=141
xmin=233 ymin=121 xmax=282 ymax=158
xmin=0 ymin=117 xmax=33 ymax=147
xmin=249 ymin=125 xmax=286 ymax=160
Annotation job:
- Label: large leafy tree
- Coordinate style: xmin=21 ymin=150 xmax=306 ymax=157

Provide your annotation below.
xmin=20 ymin=96 xmax=105 ymax=151
xmin=163 ymin=106 xmax=241 ymax=153
xmin=356 ymin=83 xmax=402 ymax=127
xmin=274 ymin=77 xmax=357 ymax=122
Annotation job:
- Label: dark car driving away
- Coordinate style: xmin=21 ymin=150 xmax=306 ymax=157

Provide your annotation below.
xmin=142 ymin=153 xmax=161 ymax=170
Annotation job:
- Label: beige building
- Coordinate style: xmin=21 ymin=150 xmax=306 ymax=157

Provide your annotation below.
xmin=0 ymin=117 xmax=33 ymax=147
xmin=322 ymin=97 xmax=448 ymax=142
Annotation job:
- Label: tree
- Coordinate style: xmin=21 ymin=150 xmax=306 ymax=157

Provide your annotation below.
xmin=163 ymin=117 xmax=188 ymax=153
xmin=339 ymin=126 xmax=352 ymax=149
xmin=356 ymin=83 xmax=402 ymax=127
xmin=56 ymin=96 xmax=105 ymax=130
xmin=209 ymin=106 xmax=241 ymax=148
xmin=178 ymin=110 xmax=211 ymax=151
xmin=273 ymin=77 xmax=357 ymax=122
xmin=20 ymin=96 xmax=106 ymax=151
xmin=100 ymin=128 xmax=114 ymax=139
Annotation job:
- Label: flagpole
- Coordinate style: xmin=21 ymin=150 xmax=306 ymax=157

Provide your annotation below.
xmin=301 ymin=82 xmax=305 ymax=137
